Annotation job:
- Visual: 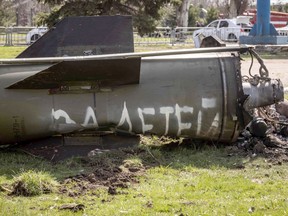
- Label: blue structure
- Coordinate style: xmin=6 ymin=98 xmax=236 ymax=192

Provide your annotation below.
xmin=239 ymin=0 xmax=288 ymax=45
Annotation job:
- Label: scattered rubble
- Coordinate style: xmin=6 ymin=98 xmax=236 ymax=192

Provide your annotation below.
xmin=275 ymin=99 xmax=288 ymax=118
xmin=230 ymin=103 xmax=288 ymax=165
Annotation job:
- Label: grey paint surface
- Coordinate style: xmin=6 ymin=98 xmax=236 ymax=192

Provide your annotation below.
xmin=0 ymin=48 xmax=283 ymax=144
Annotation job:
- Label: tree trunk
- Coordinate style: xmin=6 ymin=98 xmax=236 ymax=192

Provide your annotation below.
xmin=228 ymin=0 xmax=248 ymax=18
xmin=176 ymin=0 xmax=192 ymax=27
xmin=228 ymin=0 xmax=237 ymax=18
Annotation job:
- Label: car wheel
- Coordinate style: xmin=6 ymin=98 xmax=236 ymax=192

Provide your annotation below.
xmin=228 ymin=33 xmax=237 ymax=41
xmin=30 ymin=34 xmax=41 ymax=44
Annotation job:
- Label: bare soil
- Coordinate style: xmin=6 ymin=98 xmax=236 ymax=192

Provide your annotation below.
xmin=58 ymin=148 xmax=149 ymax=197
xmin=241 ymin=59 xmax=288 ymax=87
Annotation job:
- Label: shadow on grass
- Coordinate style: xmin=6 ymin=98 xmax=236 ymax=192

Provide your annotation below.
xmin=0 ymin=149 xmax=90 ymax=181
xmin=0 ymin=137 xmax=248 ymax=183
xmin=139 ymin=141 xmax=247 ymax=170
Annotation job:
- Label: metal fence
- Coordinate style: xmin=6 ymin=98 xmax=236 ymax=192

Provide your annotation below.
xmin=0 ymin=26 xmax=200 ymax=47
xmin=2 ymin=26 xmax=288 ymax=47
xmin=134 ymin=27 xmax=199 ymax=46
xmin=0 ymin=27 xmax=36 ymax=46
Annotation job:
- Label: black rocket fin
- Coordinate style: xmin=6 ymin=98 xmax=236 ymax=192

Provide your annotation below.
xmin=6 ymin=57 xmax=141 ymax=89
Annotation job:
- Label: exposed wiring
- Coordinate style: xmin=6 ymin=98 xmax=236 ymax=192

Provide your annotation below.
xmin=248 ymin=50 xmax=254 ymax=77
xmin=244 ymin=48 xmax=271 ymax=86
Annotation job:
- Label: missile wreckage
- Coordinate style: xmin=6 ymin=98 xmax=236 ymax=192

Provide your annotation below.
xmin=0 ymin=16 xmax=284 ymax=145
xmin=0 ymin=46 xmax=284 ymax=145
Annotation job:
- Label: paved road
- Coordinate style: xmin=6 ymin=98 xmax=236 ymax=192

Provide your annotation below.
xmin=241 ymin=59 xmax=288 ymax=87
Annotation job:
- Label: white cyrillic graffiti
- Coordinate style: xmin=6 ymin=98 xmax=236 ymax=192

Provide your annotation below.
xmin=202 ymin=98 xmax=216 ymax=108
xmin=52 ymin=97 xmax=219 ymax=137
xmin=81 ymin=106 xmax=98 ymax=127
xmin=206 ymin=113 xmax=220 ymax=136
xmin=197 ymin=98 xmax=218 ymax=135
xmin=117 ymin=101 xmax=132 ymax=133
xmin=138 ymin=108 xmax=155 ymax=134
xmin=52 ymin=109 xmax=76 ymax=124
xmin=160 ymin=107 xmax=174 ymax=135
xmin=197 ymin=111 xmax=202 ymax=135
xmin=175 ymin=104 xmax=193 ymax=136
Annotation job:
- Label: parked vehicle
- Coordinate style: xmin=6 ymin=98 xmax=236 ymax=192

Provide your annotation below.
xmin=244 ymin=9 xmax=288 ymax=28
xmin=26 ymin=27 xmax=48 ymax=44
xmin=193 ymin=17 xmax=252 ymax=47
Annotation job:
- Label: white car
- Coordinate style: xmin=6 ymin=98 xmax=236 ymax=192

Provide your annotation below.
xmin=26 ymin=27 xmax=48 ymax=45
xmin=193 ymin=18 xmax=252 ymax=47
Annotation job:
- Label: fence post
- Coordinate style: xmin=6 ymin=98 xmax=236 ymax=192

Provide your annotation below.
xmin=5 ymin=27 xmax=13 ymax=46
xmin=170 ymin=29 xmax=176 ymax=46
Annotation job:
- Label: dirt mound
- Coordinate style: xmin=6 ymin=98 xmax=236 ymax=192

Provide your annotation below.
xmin=9 ymin=170 xmax=58 ymax=197
xmin=59 ymin=148 xmax=148 ymax=197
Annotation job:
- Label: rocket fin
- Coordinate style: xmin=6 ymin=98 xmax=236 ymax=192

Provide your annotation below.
xmin=6 ymin=58 xmax=140 ymax=89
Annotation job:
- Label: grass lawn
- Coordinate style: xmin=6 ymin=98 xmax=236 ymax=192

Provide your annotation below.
xmin=0 ymin=46 xmax=26 ymax=58
xmin=0 ymin=44 xmax=193 ymax=59
xmin=1 ymin=143 xmax=288 ymax=216
xmin=1 ymin=144 xmax=288 ymax=216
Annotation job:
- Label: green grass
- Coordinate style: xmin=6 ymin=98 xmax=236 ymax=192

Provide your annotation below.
xmin=0 ymin=45 xmax=192 ymax=59
xmin=10 ymin=170 xmax=59 ymax=196
xmin=135 ymin=43 xmax=194 ymax=52
xmin=0 ymin=46 xmax=26 ymax=58
xmin=1 ymin=146 xmax=288 ymax=215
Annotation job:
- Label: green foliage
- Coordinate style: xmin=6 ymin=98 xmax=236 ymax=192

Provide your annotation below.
xmin=158 ymin=4 xmax=177 ymax=27
xmin=284 ymin=4 xmax=288 ymax=13
xmin=0 ymin=0 xmax=16 ymax=26
xmin=37 ymin=0 xmax=170 ymax=34
xmin=10 ymin=170 xmax=58 ymax=196
xmin=35 ymin=7 xmax=62 ymax=27
xmin=188 ymin=6 xmax=200 ymax=27
xmin=158 ymin=4 xmax=207 ymax=28
xmin=133 ymin=12 xmax=158 ymax=36
xmin=205 ymin=7 xmax=219 ymax=25
xmin=170 ymin=0 xmax=182 ymax=6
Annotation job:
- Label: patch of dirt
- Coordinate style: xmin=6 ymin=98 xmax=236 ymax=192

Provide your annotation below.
xmin=58 ymin=203 xmax=85 ymax=212
xmin=241 ymin=59 xmax=288 ymax=87
xmin=59 ymin=148 xmax=148 ymax=196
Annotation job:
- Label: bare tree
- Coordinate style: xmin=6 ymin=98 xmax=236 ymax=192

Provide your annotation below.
xmin=228 ymin=0 xmax=248 ymax=18
xmin=176 ymin=0 xmax=192 ymax=27
xmin=228 ymin=0 xmax=236 ymax=18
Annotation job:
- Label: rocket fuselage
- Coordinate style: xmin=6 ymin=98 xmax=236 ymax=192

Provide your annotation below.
xmin=0 ymin=49 xmax=283 ymax=144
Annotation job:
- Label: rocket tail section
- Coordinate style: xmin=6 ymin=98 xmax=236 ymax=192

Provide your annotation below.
xmin=5 ymin=58 xmax=141 ymax=90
